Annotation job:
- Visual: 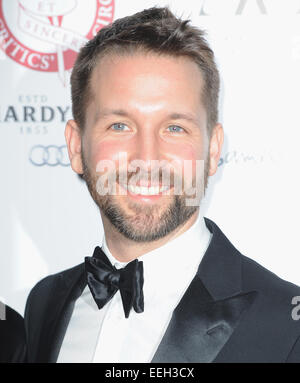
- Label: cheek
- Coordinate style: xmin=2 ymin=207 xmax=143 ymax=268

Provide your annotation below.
xmin=164 ymin=142 xmax=203 ymax=164
xmin=87 ymin=141 xmax=128 ymax=170
xmin=164 ymin=143 xmax=204 ymax=181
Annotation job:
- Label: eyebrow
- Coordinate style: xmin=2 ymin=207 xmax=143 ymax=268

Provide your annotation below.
xmin=94 ymin=109 xmax=127 ymax=124
xmin=168 ymin=112 xmax=199 ymax=124
xmin=94 ymin=109 xmax=199 ymax=125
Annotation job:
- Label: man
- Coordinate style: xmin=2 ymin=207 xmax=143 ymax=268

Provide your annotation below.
xmin=24 ymin=7 xmax=300 ymax=363
xmin=0 ymin=302 xmax=26 ymax=362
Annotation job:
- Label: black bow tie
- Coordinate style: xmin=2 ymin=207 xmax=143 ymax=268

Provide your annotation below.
xmin=84 ymin=246 xmax=144 ymax=318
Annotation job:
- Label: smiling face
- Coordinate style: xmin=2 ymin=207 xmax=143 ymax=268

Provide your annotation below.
xmin=65 ymin=52 xmax=223 ymax=242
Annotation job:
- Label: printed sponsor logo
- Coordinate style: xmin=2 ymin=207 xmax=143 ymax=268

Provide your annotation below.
xmin=0 ymin=0 xmax=115 ymax=84
xmin=29 ymin=144 xmax=70 ymax=166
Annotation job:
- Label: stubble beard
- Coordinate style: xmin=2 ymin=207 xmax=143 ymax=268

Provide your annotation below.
xmin=81 ymin=153 xmax=209 ymax=243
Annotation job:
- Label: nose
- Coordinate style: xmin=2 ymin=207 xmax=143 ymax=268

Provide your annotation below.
xmin=133 ymin=128 xmax=163 ymax=169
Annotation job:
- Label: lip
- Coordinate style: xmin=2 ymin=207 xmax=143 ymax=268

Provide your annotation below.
xmin=118 ymin=183 xmax=173 ymax=202
xmin=128 ymin=181 xmax=170 ymax=188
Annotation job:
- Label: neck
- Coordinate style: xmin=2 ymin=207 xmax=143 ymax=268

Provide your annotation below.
xmin=100 ymin=210 xmax=200 ymax=263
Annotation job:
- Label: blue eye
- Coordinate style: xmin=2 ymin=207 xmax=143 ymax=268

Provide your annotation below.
xmin=167 ymin=125 xmax=184 ymax=133
xmin=111 ymin=123 xmax=129 ymax=131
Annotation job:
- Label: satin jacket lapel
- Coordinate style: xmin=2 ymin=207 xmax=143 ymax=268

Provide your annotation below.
xmin=36 ymin=264 xmax=86 ymax=362
xmin=151 ymin=218 xmax=258 ymax=363
xmin=151 ymin=276 xmax=257 ymax=362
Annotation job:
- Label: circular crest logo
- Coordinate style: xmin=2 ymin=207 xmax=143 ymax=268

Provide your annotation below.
xmin=0 ymin=0 xmax=115 ymax=84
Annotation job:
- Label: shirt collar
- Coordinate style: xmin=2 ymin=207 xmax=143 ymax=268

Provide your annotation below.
xmin=101 ymin=211 xmax=211 ymax=271
xmin=101 ymin=212 xmax=212 ymax=306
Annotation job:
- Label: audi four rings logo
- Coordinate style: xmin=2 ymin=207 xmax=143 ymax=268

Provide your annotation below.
xmin=29 ymin=145 xmax=70 ymax=166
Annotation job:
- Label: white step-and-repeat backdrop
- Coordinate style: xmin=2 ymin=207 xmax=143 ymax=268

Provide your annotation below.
xmin=1 ymin=0 xmax=300 ymax=315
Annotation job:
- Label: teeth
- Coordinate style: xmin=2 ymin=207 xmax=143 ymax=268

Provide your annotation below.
xmin=125 ymin=184 xmax=170 ymax=195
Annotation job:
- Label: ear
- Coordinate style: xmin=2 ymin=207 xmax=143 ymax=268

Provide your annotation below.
xmin=208 ymin=123 xmax=224 ymax=176
xmin=65 ymin=119 xmax=83 ymax=175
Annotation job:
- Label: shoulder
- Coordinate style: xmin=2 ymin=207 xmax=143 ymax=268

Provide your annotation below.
xmin=26 ymin=262 xmax=84 ymax=302
xmin=0 ymin=304 xmax=26 ymax=362
xmin=205 ymin=218 xmax=300 ymax=355
xmin=24 ymin=263 xmax=84 ymax=362
xmin=241 ymin=253 xmax=300 ymax=299
xmin=241 ymin=253 xmax=300 ymax=342
xmin=241 ymin=255 xmax=300 ymax=361
xmin=25 ymin=263 xmax=84 ymax=319
xmin=205 ymin=217 xmax=300 ymax=300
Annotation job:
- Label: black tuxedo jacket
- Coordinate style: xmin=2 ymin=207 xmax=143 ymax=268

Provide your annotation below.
xmin=24 ymin=218 xmax=300 ymax=363
xmin=0 ymin=304 xmax=26 ymax=363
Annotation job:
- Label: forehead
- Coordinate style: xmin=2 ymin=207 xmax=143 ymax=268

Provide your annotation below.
xmin=89 ymin=52 xmax=206 ymax=116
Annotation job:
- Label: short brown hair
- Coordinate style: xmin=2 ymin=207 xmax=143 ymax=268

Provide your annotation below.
xmin=71 ymin=6 xmax=220 ymax=135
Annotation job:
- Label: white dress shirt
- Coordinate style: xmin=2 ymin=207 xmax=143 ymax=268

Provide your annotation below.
xmin=57 ymin=213 xmax=212 ymax=363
